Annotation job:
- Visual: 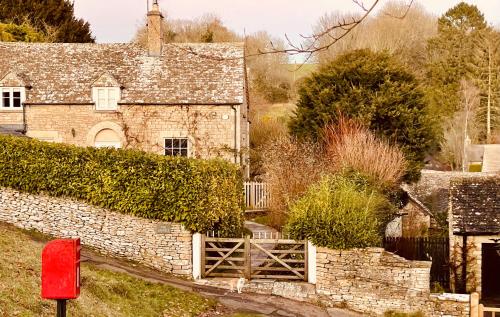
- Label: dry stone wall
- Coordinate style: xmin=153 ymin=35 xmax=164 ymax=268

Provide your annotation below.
xmin=0 ymin=187 xmax=192 ymax=276
xmin=316 ymin=248 xmax=470 ymax=316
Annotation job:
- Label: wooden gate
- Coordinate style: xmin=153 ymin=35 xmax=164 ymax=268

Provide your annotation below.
xmin=201 ymin=234 xmax=307 ymax=281
xmin=244 ymin=182 xmax=270 ymax=211
xmin=479 ymin=305 xmax=500 ymax=317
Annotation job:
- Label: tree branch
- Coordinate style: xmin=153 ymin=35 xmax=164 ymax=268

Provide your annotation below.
xmin=173 ymin=0 xmax=414 ymax=63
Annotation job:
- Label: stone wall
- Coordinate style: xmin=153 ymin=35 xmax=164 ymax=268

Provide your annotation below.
xmin=0 ymin=109 xmax=23 ymax=125
xmin=448 ymin=235 xmax=497 ymax=296
xmin=0 ymin=187 xmax=192 ymax=276
xmin=24 ymin=104 xmax=244 ymax=164
xmin=316 ymin=248 xmax=470 ymax=316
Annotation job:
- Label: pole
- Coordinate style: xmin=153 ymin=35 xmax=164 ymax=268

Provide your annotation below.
xmin=487 ymin=45 xmax=492 ymax=143
xmin=57 ymin=299 xmax=67 ymax=317
xmin=461 ymin=235 xmax=468 ymax=293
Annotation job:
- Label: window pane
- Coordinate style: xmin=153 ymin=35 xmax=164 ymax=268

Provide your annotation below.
xmin=180 ymin=149 xmax=188 ymax=157
xmin=13 ymin=91 xmax=21 ymax=107
xmin=172 ymin=148 xmax=180 ymax=156
xmin=165 ymin=139 xmax=172 ymax=149
xmin=108 ymin=89 xmax=117 ymax=105
xmin=173 ymin=138 xmax=181 ymax=148
xmin=13 ymin=96 xmax=21 ymax=108
xmin=2 ymin=91 xmax=10 ymax=108
xmin=97 ymin=89 xmax=106 ymax=107
xmin=180 ymin=139 xmax=188 ymax=149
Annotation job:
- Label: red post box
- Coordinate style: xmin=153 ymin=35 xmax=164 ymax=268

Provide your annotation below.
xmin=41 ymin=239 xmax=81 ymax=300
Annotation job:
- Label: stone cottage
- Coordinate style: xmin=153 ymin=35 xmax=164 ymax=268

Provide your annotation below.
xmin=449 ymin=176 xmax=500 ymax=301
xmin=0 ymin=2 xmax=250 ymax=175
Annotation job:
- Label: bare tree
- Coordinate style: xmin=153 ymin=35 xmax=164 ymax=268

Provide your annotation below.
xmin=470 ymin=29 xmax=500 ymax=142
xmin=133 ymin=12 xmax=240 ymax=46
xmin=169 ymin=0 xmax=414 ymax=63
xmin=313 ymin=1 xmax=435 ymax=71
xmin=440 ymin=80 xmax=480 ymax=171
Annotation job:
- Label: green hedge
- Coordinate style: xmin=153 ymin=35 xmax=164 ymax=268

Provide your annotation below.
xmin=0 ymin=135 xmax=244 ymax=235
xmin=285 ymin=175 xmax=392 ymax=249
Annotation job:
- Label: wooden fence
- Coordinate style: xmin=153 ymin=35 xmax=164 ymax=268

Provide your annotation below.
xmin=383 ymin=237 xmax=450 ymax=290
xmin=201 ymin=233 xmax=307 ymax=281
xmin=480 ymin=305 xmax=500 ymax=317
xmin=244 ymin=182 xmax=270 ymax=211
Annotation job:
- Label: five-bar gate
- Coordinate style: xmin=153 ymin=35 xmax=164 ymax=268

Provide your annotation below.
xmin=201 ymin=234 xmax=307 ymax=281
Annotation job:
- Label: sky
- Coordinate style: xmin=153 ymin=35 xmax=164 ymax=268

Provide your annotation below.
xmin=73 ymin=0 xmax=500 ymax=45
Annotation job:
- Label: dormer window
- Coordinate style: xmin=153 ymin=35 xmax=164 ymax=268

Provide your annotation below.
xmin=92 ymin=73 xmax=122 ymax=111
xmin=93 ymin=87 xmax=120 ymax=111
xmin=1 ymin=87 xmax=25 ymax=109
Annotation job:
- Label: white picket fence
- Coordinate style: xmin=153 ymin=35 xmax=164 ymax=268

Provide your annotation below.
xmin=244 ymin=182 xmax=270 ymax=210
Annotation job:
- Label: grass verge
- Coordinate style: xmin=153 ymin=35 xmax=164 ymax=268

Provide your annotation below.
xmin=0 ymin=222 xmax=218 ymax=317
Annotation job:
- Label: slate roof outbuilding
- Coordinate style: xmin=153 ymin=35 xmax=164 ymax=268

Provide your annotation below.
xmin=0 ymin=42 xmax=245 ymax=105
xmin=450 ymin=176 xmax=500 ymax=235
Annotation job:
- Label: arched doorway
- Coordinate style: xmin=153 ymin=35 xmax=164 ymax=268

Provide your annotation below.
xmin=94 ymin=128 xmax=121 ymax=149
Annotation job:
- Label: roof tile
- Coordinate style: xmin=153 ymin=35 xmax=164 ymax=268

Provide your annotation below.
xmin=0 ymin=42 xmax=245 ymax=104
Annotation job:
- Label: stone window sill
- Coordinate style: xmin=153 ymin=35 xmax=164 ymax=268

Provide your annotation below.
xmin=0 ymin=109 xmax=23 ymax=113
xmin=94 ymin=109 xmax=118 ymax=113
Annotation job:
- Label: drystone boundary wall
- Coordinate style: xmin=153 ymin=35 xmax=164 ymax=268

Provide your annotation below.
xmin=316 ymin=248 xmax=470 ymax=317
xmin=0 ymin=187 xmax=192 ymax=276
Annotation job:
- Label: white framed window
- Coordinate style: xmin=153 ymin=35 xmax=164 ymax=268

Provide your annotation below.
xmin=1 ymin=87 xmax=25 ymax=109
xmin=164 ymin=138 xmax=189 ymax=157
xmin=92 ymin=87 xmax=120 ymax=111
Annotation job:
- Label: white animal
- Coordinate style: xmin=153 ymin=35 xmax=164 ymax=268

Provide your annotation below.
xmin=229 ymin=277 xmax=246 ymax=294
xmin=236 ymin=277 xmax=246 ymax=294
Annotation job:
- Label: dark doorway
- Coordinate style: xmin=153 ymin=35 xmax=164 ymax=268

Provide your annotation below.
xmin=482 ymin=243 xmax=500 ymax=301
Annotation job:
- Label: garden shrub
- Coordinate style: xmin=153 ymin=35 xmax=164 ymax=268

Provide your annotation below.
xmin=323 ymin=118 xmax=407 ymax=190
xmin=285 ymin=175 xmax=394 ymax=249
xmin=261 ymin=136 xmax=327 ymax=229
xmin=0 ymin=135 xmax=244 ymax=235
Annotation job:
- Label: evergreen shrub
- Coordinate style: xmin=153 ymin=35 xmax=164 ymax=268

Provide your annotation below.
xmin=285 ymin=175 xmax=393 ymax=249
xmin=0 ymin=135 xmax=244 ymax=235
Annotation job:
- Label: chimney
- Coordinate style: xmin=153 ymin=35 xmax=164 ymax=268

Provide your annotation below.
xmin=147 ymin=0 xmax=163 ymax=56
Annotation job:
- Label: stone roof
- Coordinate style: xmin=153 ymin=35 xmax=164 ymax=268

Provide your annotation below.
xmin=450 ymin=176 xmax=500 ymax=235
xmin=0 ymin=42 xmax=245 ymax=105
xmin=401 ymin=183 xmax=433 ymax=217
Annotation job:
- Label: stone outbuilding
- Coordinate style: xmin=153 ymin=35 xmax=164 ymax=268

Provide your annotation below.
xmin=449 ymin=176 xmax=500 ymax=302
xmin=386 ymin=184 xmax=437 ymax=237
xmin=0 ymin=2 xmax=250 ymax=175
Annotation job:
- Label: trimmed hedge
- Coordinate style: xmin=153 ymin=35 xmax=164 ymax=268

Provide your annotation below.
xmin=0 ymin=135 xmax=244 ymax=235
